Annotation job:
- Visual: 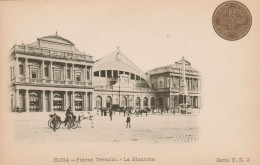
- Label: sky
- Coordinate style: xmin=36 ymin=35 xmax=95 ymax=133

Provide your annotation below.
xmin=0 ymin=0 xmax=224 ymax=72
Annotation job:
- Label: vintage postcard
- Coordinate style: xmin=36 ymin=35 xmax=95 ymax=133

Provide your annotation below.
xmin=0 ymin=0 xmax=259 ymax=164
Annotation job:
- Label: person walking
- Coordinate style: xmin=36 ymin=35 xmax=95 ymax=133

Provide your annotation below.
xmin=51 ymin=113 xmax=58 ymax=132
xmin=109 ymin=109 xmax=113 ymax=121
xmin=123 ymin=106 xmax=126 ymax=116
xmin=126 ymin=113 xmax=131 ymax=129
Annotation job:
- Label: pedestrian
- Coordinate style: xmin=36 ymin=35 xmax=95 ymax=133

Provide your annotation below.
xmin=109 ymin=109 xmax=113 ymax=121
xmin=104 ymin=108 xmax=107 ymax=116
xmin=101 ymin=107 xmax=104 ymax=116
xmin=123 ymin=106 xmax=126 ymax=116
xmin=51 ymin=113 xmax=58 ymax=132
xmin=126 ymin=113 xmax=131 ymax=129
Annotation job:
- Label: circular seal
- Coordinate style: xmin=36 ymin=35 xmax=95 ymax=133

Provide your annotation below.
xmin=212 ymin=1 xmax=252 ymax=41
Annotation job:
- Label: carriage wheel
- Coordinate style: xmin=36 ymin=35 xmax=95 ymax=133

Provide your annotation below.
xmin=71 ymin=121 xmax=78 ymax=129
xmin=48 ymin=119 xmax=53 ymax=128
xmin=48 ymin=119 xmax=61 ymax=129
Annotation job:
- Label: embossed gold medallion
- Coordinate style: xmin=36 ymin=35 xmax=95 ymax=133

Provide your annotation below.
xmin=212 ymin=1 xmax=252 ymax=41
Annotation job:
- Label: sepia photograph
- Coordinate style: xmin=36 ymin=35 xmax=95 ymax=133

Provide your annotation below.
xmin=0 ymin=0 xmax=259 ymax=164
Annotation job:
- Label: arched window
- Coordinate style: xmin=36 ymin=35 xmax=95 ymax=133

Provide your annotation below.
xmin=53 ymin=93 xmax=63 ymax=111
xmin=135 ymin=97 xmax=140 ymax=109
xmin=121 ymin=96 xmax=127 ymax=107
xmin=44 ymin=67 xmax=49 ymax=77
xmin=143 ymin=97 xmax=148 ymax=108
xmin=19 ymin=64 xmax=23 ymax=75
xmin=75 ymin=94 xmax=83 ymax=111
xmin=29 ymin=92 xmax=39 ymax=111
xmin=96 ymin=96 xmax=102 ymax=109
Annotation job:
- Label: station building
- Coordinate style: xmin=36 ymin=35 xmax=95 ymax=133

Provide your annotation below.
xmin=9 ymin=34 xmax=202 ymax=112
xmin=9 ymin=34 xmax=94 ymax=112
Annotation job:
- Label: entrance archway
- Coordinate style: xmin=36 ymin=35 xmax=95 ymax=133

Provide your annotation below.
xmin=158 ymin=97 xmax=163 ymax=108
xmin=135 ymin=97 xmax=140 ymax=109
xmin=151 ymin=97 xmax=155 ymax=109
xmin=75 ymin=94 xmax=83 ymax=111
xmin=96 ymin=96 xmax=102 ymax=109
xmin=121 ymin=96 xmax=127 ymax=107
xmin=143 ymin=97 xmax=148 ymax=108
xmin=29 ymin=92 xmax=40 ymax=111
xmin=53 ymin=93 xmax=63 ymax=111
xmin=106 ymin=96 xmax=112 ymax=108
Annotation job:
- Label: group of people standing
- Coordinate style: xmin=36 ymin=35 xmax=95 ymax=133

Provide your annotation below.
xmin=99 ymin=107 xmax=113 ymax=121
xmin=97 ymin=107 xmax=131 ymax=129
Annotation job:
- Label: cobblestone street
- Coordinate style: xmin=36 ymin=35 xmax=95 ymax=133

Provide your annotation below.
xmin=11 ymin=111 xmax=199 ymax=145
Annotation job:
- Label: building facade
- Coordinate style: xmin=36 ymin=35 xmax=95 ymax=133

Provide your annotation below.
xmin=9 ymin=34 xmax=94 ymax=112
xmin=148 ymin=58 xmax=202 ymax=110
xmin=9 ymin=34 xmax=202 ymax=112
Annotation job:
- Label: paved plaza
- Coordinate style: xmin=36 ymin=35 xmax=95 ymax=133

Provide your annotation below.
xmin=11 ymin=111 xmax=199 ymax=145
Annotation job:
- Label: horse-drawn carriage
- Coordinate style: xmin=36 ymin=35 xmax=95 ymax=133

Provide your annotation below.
xmin=48 ymin=112 xmax=94 ymax=131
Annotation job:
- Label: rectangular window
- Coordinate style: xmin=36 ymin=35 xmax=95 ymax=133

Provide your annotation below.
xmin=94 ymin=71 xmax=99 ymax=77
xmin=125 ymin=72 xmax=129 ymax=75
xmin=31 ymin=69 xmax=37 ymax=79
xmin=119 ymin=71 xmax=124 ymax=75
xmin=136 ymin=75 xmax=140 ymax=80
xmin=67 ymin=69 xmax=71 ymax=79
xmin=54 ymin=71 xmax=61 ymax=80
xmin=75 ymin=73 xmax=81 ymax=82
xmin=87 ymin=71 xmax=90 ymax=80
xmin=44 ymin=67 xmax=49 ymax=77
xmin=113 ymin=70 xmax=118 ymax=78
xmin=101 ymin=70 xmax=106 ymax=77
xmin=160 ymin=81 xmax=162 ymax=87
xmin=19 ymin=65 xmax=24 ymax=75
xmin=107 ymin=70 xmax=112 ymax=78
xmin=131 ymin=73 xmax=135 ymax=80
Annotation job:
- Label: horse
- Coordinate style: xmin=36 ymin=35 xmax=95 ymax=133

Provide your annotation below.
xmin=77 ymin=112 xmax=94 ymax=128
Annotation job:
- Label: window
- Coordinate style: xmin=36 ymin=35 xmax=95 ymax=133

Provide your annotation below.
xmin=125 ymin=72 xmax=129 ymax=75
xmin=76 ymin=73 xmax=81 ymax=82
xmin=135 ymin=97 xmax=140 ymax=109
xmin=143 ymin=97 xmax=148 ymax=108
xmin=107 ymin=70 xmax=112 ymax=78
xmin=87 ymin=71 xmax=90 ymax=80
xmin=136 ymin=75 xmax=140 ymax=80
xmin=96 ymin=96 xmax=102 ymax=109
xmin=44 ymin=67 xmax=49 ymax=77
xmin=94 ymin=71 xmax=99 ymax=77
xmin=131 ymin=73 xmax=135 ymax=80
xmin=53 ymin=93 xmax=63 ymax=111
xmin=119 ymin=71 xmax=124 ymax=75
xmin=160 ymin=81 xmax=162 ymax=87
xmin=29 ymin=93 xmax=39 ymax=111
xmin=151 ymin=97 xmax=155 ymax=108
xmin=67 ymin=69 xmax=71 ymax=79
xmin=32 ymin=70 xmax=37 ymax=79
xmin=121 ymin=96 xmax=127 ymax=107
xmin=54 ymin=71 xmax=61 ymax=80
xmin=101 ymin=70 xmax=106 ymax=77
xmin=106 ymin=96 xmax=112 ymax=108
xmin=75 ymin=94 xmax=83 ymax=111
xmin=113 ymin=70 xmax=118 ymax=78
xmin=19 ymin=64 xmax=23 ymax=75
